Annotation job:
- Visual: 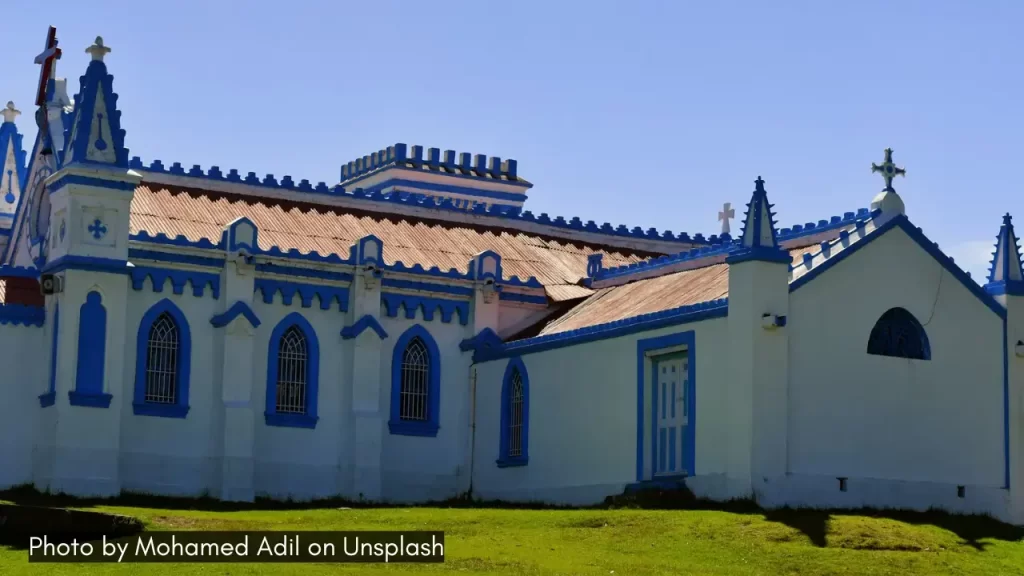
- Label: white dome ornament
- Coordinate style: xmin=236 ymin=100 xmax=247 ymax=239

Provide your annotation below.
xmin=870 ymin=148 xmax=906 ymax=216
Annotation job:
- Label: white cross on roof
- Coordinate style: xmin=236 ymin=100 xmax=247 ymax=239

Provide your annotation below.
xmin=718 ymin=202 xmax=735 ymax=235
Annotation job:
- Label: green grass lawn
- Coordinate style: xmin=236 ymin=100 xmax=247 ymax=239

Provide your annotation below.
xmin=1 ymin=493 xmax=1023 ymax=575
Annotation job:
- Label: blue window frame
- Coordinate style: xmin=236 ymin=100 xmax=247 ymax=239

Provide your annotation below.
xmin=497 ymin=356 xmax=529 ymax=467
xmin=389 ymin=325 xmax=441 ymax=437
xmin=133 ymin=299 xmax=192 ymax=418
xmin=867 ymin=307 xmax=931 ymax=360
xmin=265 ymin=312 xmax=320 ymax=429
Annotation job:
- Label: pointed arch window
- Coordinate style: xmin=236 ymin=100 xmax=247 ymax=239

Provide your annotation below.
xmin=498 ymin=357 xmax=529 ymax=467
xmin=133 ymin=299 xmax=192 ymax=418
xmin=264 ymin=312 xmax=320 ymax=429
xmin=867 ymin=307 xmax=931 ymax=360
xmin=390 ymin=325 xmax=441 ymax=437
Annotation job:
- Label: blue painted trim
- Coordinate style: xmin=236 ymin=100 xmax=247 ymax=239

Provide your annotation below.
xmin=64 ymin=58 xmax=130 ymax=167
xmin=360 ymin=177 xmax=527 ymax=202
xmin=130 ymin=266 xmax=220 ymax=299
xmin=256 ymin=263 xmax=353 ymax=282
xmin=985 ymin=281 xmax=1024 ymax=297
xmin=38 ymin=392 xmax=55 ymax=407
xmin=726 ymin=245 xmax=791 ymax=264
xmin=131 ymin=230 xmax=224 ymax=251
xmin=380 ymin=277 xmax=474 ymax=297
xmin=0 ymin=119 xmax=28 ymax=192
xmin=73 ymin=291 xmax=107 ymax=404
xmin=381 ymin=292 xmax=469 ymax=325
xmin=49 ymin=174 xmax=135 ymax=193
xmin=389 ymin=325 xmax=441 ymax=437
xmin=594 ymin=244 xmax=732 ymax=283
xmin=225 ymin=217 xmax=258 ymax=253
xmin=42 ymin=255 xmax=129 ymax=275
xmin=255 ymin=279 xmax=348 ymax=311
xmin=790 ymin=215 xmax=1006 ymax=319
xmin=132 ymin=299 xmax=192 ymax=419
xmin=476 ymin=298 xmax=728 ymax=362
xmin=498 ymin=291 xmax=548 ymax=305
xmin=264 ymin=312 xmax=320 ymax=429
xmin=42 ymin=304 xmax=59 ymax=407
xmin=0 ymin=303 xmax=45 ymax=326
xmin=210 ymin=301 xmax=261 ymax=328
xmin=129 ymin=248 xmax=225 ymax=268
xmin=0 ymin=265 xmax=41 ymax=279
xmin=0 ymin=227 xmax=11 ymax=237
xmin=68 ymin=391 xmax=112 ymax=408
xmin=1003 ymin=316 xmax=1010 ymax=489
xmin=636 ymin=331 xmax=696 ymax=482
xmin=459 ymin=327 xmax=503 ymax=353
xmin=341 ymin=315 xmax=388 ymax=340
xmin=341 ymin=150 xmax=531 ymax=190
xmin=497 ymin=357 xmax=529 ymax=467
xmin=4 ymin=131 xmax=46 ymax=264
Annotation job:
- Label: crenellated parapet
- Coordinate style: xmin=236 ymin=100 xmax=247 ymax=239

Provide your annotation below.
xmin=339 ymin=143 xmax=525 ymax=186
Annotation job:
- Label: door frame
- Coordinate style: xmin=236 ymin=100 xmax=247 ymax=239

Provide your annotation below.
xmin=636 ymin=330 xmax=697 ymax=482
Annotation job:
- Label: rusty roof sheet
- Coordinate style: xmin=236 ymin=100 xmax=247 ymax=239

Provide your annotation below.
xmin=537 ymin=247 xmax=813 ymax=336
xmin=130 ymin=185 xmax=648 ymax=286
xmin=544 ymin=284 xmax=595 ymax=302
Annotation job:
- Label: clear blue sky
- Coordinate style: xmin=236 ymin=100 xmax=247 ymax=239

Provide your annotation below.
xmin=2 ymin=0 xmax=1020 ymax=280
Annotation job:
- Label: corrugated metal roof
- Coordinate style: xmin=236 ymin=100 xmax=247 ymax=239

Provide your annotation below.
xmin=545 ymin=284 xmax=595 ymax=302
xmin=537 ymin=247 xmax=813 ymax=336
xmin=130 ymin=185 xmax=647 ymax=286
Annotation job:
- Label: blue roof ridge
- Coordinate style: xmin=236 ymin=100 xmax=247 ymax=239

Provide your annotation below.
xmin=129 ymin=155 xmax=728 ymax=247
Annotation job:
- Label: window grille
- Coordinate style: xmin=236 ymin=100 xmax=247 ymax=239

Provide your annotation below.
xmin=400 ymin=337 xmax=430 ymax=421
xmin=867 ymin=307 xmax=931 ymax=360
xmin=144 ymin=312 xmax=179 ymax=404
xmin=508 ymin=369 xmax=524 ymax=457
xmin=276 ymin=326 xmax=308 ymax=413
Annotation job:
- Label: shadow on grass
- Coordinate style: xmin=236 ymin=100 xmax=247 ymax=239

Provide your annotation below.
xmin=2 ymin=484 xmax=1021 ymax=552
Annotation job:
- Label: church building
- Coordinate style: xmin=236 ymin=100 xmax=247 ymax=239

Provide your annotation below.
xmin=0 ymin=30 xmax=1022 ymax=525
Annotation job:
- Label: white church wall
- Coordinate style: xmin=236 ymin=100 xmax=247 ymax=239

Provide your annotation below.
xmin=117 ymin=287 xmax=220 ymax=497
xmin=0 ymin=310 xmax=46 ymax=489
xmin=251 ymin=298 xmax=351 ymax=501
xmin=471 ymin=316 xmax=729 ymax=505
xmin=784 ymin=227 xmax=1008 ymax=517
xmin=378 ymin=312 xmax=473 ymax=502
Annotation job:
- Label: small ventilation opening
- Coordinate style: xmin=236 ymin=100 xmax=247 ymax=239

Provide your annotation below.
xmin=957 ymin=485 xmax=965 ymax=498
xmin=838 ymin=477 xmax=848 ymax=492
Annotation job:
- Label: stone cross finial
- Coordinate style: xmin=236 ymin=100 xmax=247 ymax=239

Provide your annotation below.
xmin=718 ymin=202 xmax=735 ymax=235
xmin=86 ymin=36 xmax=111 ymax=62
xmin=1 ymin=102 xmax=20 ymax=123
xmin=871 ymin=148 xmax=906 ymax=192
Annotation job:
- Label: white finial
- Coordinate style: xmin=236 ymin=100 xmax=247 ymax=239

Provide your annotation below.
xmin=86 ymin=36 xmax=111 ymax=61
xmin=718 ymin=202 xmax=735 ymax=235
xmin=1 ymin=102 xmax=20 ymax=123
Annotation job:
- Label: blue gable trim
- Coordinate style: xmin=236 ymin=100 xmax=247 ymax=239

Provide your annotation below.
xmin=0 ymin=303 xmax=45 ymax=327
xmin=40 ymin=303 xmax=59 ymax=408
xmin=459 ymin=327 xmax=503 ymax=353
xmin=264 ymin=312 xmax=320 ymax=429
xmin=133 ymin=299 xmax=192 ymax=419
xmin=255 ymin=279 xmax=348 ymax=311
xmin=341 ymin=315 xmax=388 ymax=340
xmin=497 ymin=357 xmax=530 ymax=468
xmin=130 ymin=266 xmax=220 ymax=299
xmin=0 ymin=264 xmax=40 ymax=279
xmin=70 ymin=291 xmax=111 ymax=408
xmin=475 ymin=298 xmax=728 ymax=362
xmin=129 ymin=248 xmax=225 ymax=269
xmin=636 ymin=331 xmax=696 ymax=481
xmin=389 ymin=324 xmax=441 ymax=437
xmin=381 ymin=292 xmax=468 ymax=325
xmin=210 ymin=301 xmax=261 ymax=329
xmin=789 ymin=215 xmax=1007 ymax=319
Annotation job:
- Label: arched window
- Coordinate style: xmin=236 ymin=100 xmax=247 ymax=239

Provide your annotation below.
xmin=40 ymin=304 xmax=59 ymax=407
xmin=133 ymin=299 xmax=191 ymax=418
xmin=498 ymin=357 xmax=529 ymax=467
xmin=389 ymin=325 xmax=440 ymax=437
xmin=265 ymin=312 xmax=319 ymax=428
xmin=867 ymin=307 xmax=931 ymax=360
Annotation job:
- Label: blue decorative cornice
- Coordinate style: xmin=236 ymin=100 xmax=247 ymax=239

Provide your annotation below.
xmin=210 ymin=301 xmax=261 ymax=328
xmin=0 ymin=303 xmax=45 ymax=327
xmin=341 ymin=315 xmax=388 ymax=340
xmin=0 ymin=264 xmax=40 ymax=278
xmin=129 ymin=266 xmax=220 ymax=298
xmin=381 ymin=292 xmax=468 ymax=325
xmin=254 ymin=278 xmax=349 ymax=311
